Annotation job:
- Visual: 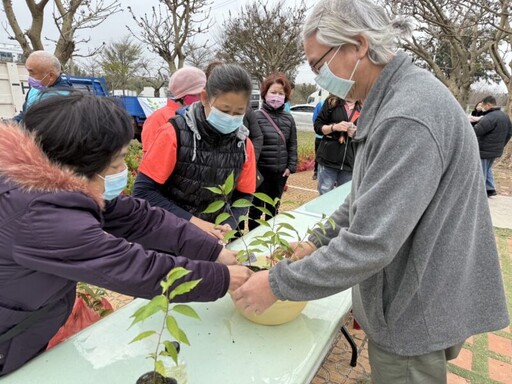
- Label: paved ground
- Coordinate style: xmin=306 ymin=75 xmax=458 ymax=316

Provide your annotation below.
xmin=105 ymin=167 xmax=512 ymax=384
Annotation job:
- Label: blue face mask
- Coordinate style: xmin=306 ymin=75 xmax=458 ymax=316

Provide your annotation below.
xmin=97 ymin=167 xmax=128 ymax=201
xmin=207 ymin=106 xmax=244 ymax=135
xmin=315 ymin=46 xmax=360 ymax=100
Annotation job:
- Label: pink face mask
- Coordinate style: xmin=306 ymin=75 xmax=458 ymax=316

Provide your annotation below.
xmin=265 ymin=94 xmax=285 ymax=109
xmin=183 ymin=95 xmax=200 ymax=105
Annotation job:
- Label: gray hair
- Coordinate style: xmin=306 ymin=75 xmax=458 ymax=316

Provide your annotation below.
xmin=28 ymin=50 xmax=62 ymax=73
xmin=303 ymin=0 xmax=414 ymax=65
xmin=205 ymin=64 xmax=252 ymax=100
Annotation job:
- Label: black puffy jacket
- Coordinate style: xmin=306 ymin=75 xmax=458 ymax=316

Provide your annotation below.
xmin=474 ymin=108 xmax=512 ymax=159
xmin=164 ymin=104 xmax=249 ymax=222
xmin=255 ymin=103 xmax=297 ymax=173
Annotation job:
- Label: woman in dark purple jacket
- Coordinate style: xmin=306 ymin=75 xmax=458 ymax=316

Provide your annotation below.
xmin=0 ymin=92 xmax=252 ymax=376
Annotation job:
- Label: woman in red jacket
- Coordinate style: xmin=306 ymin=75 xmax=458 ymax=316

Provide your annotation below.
xmin=0 ymin=92 xmax=251 ymax=376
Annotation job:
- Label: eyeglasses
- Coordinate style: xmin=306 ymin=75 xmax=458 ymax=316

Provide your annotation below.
xmin=310 ymin=47 xmax=334 ymax=74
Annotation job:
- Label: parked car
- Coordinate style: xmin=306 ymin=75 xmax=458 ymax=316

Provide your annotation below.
xmin=289 ymin=103 xmax=315 ymax=131
xmin=250 ymin=90 xmax=261 ymax=110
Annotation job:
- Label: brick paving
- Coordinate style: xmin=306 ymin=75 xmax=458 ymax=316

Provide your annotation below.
xmin=102 ymin=168 xmax=512 ymax=383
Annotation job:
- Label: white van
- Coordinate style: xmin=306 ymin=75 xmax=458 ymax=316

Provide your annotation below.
xmin=307 ymin=88 xmax=329 ymax=105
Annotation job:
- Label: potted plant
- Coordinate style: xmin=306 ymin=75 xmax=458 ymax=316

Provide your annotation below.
xmin=129 ymin=267 xmax=202 ymax=384
xmin=203 ymin=173 xmax=335 ymax=325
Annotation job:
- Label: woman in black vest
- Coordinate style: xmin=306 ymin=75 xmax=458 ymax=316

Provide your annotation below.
xmin=133 ymin=65 xmax=257 ymax=240
xmin=314 ymin=94 xmax=361 ymax=195
xmin=248 ymin=73 xmax=298 ymax=230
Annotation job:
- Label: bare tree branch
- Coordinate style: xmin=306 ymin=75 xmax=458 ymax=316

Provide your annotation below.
xmin=218 ymin=0 xmax=308 ymax=83
xmin=127 ymin=0 xmax=212 ymax=72
xmin=2 ymin=0 xmax=121 ymax=66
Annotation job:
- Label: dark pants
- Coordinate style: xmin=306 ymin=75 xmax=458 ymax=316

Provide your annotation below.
xmin=248 ymin=168 xmax=288 ymax=230
xmin=314 ymin=137 xmax=321 ymax=175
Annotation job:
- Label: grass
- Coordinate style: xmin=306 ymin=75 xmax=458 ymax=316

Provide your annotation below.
xmin=447 ymin=228 xmax=512 ymax=383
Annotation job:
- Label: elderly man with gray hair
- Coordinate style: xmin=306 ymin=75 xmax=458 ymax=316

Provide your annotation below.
xmin=13 ymin=50 xmax=72 ymax=122
xmin=232 ymin=0 xmax=509 ymax=382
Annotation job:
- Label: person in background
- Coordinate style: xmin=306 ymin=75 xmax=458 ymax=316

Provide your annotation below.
xmin=473 ymin=95 xmax=512 ymax=197
xmin=312 ymin=99 xmax=325 ymax=180
xmin=233 ymin=1 xmax=509 ymax=383
xmin=468 ymin=101 xmax=484 ymax=126
xmin=133 ymin=64 xmax=256 ymax=240
xmin=284 ymin=81 xmax=295 ymax=112
xmin=0 ymin=92 xmax=252 ymax=376
xmin=314 ymin=94 xmax=361 ymax=194
xmin=13 ymin=50 xmax=72 ymax=122
xmin=248 ymin=73 xmax=297 ymax=230
xmin=205 ymin=60 xmax=263 ymax=161
xmin=141 ymin=67 xmax=206 ymax=154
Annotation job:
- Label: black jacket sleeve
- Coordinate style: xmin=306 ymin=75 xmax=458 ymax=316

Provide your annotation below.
xmin=314 ymin=101 xmax=332 ymax=135
xmin=287 ymin=117 xmax=298 ymax=173
xmin=244 ymin=108 xmax=264 ymax=162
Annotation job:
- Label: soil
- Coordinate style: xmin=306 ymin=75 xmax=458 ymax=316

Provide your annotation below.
xmin=136 ymin=371 xmax=177 ymax=384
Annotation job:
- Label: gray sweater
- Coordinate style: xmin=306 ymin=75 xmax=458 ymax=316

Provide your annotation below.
xmin=269 ymin=52 xmax=509 ymax=356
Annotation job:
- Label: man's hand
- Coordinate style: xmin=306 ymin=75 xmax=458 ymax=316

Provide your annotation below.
xmin=190 ymin=216 xmax=231 ymax=241
xmin=227 ymin=265 xmax=253 ymax=291
xmin=216 ymin=247 xmax=238 ymax=265
xmin=282 ymin=168 xmax=291 ymax=177
xmin=232 ymin=270 xmax=277 ymax=315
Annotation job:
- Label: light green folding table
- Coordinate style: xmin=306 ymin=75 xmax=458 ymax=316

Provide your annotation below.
xmin=1 ymin=184 xmax=354 ymax=384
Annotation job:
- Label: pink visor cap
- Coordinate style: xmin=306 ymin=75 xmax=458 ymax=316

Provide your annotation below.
xmin=169 ymin=67 xmax=207 ymax=99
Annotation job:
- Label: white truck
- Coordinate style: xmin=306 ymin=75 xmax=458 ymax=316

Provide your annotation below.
xmin=0 ymin=62 xmax=28 ymax=119
xmin=307 ymin=88 xmax=329 ymax=105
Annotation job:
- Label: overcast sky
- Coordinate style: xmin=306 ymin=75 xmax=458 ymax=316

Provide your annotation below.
xmin=0 ymin=0 xmax=318 ymax=84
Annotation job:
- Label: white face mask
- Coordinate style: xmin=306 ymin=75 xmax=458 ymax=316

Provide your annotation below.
xmin=314 ymin=46 xmax=360 ymax=100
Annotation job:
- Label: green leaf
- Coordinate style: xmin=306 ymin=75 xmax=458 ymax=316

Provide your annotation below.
xmin=261 ymin=231 xmax=277 ymax=238
xmin=204 ymin=186 xmax=223 ymax=195
xmin=129 ymin=295 xmax=167 ymax=327
xmin=255 ymin=206 xmax=273 ymax=217
xmin=231 ymin=199 xmax=253 ymax=208
xmin=129 ymin=330 xmax=156 ymax=344
xmin=202 ymin=200 xmax=225 ymax=214
xmin=249 ymin=239 xmax=269 ymax=247
xmin=277 ymin=222 xmax=297 ymax=233
xmin=155 ymin=360 xmax=166 ymax=376
xmin=166 ymin=316 xmax=191 ymax=345
xmin=169 ymin=279 xmax=202 ymax=300
xmin=163 ymin=341 xmax=179 ymax=365
xmin=254 ymin=219 xmax=271 ymax=228
xmin=215 ymin=212 xmax=231 ymax=225
xmin=253 ymin=192 xmax=276 ymax=206
xmin=223 ymin=230 xmax=238 ymax=242
xmin=280 ymin=212 xmax=295 ymax=219
xmin=166 ymin=267 xmax=192 ymax=286
xmin=172 ymin=305 xmax=201 ymax=320
xmin=224 ymin=172 xmax=235 ymax=195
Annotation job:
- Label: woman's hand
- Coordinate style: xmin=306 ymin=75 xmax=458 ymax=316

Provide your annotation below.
xmin=216 ymin=247 xmax=238 ymax=265
xmin=347 ymin=123 xmax=357 ymax=138
xmin=190 ymin=217 xmax=231 ymax=241
xmin=282 ymin=168 xmax=291 ymax=177
xmin=227 ymin=265 xmax=253 ymax=291
xmin=333 ymin=121 xmax=352 ymax=132
xmin=287 ymin=241 xmax=317 ymax=261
